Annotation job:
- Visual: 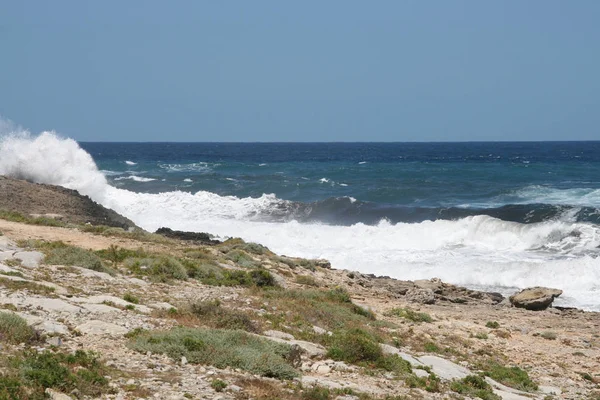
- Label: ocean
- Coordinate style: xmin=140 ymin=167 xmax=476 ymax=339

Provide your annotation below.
xmin=1 ymin=133 xmax=599 ymax=310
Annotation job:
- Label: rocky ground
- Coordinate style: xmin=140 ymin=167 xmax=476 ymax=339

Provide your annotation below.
xmin=0 ymin=176 xmax=137 ymax=229
xmin=0 ymin=180 xmax=599 ymax=400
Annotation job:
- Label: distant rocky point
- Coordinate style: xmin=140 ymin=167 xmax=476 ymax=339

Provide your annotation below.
xmin=0 ymin=175 xmax=137 ymax=229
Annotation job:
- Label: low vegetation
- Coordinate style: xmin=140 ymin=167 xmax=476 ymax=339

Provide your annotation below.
xmin=176 ymin=299 xmax=260 ymax=333
xmin=0 ymin=209 xmax=66 ymax=227
xmin=0 ymin=277 xmax=56 ymax=296
xmin=127 ymin=327 xmax=299 ymax=380
xmin=478 ymin=360 xmax=538 ymax=392
xmin=0 ymin=349 xmax=113 ymax=399
xmin=450 ymin=375 xmax=501 ymax=400
xmin=256 ymin=288 xmax=386 ymax=345
xmin=0 ymin=312 xmax=39 ymax=344
xmin=385 ymin=307 xmax=433 ymax=323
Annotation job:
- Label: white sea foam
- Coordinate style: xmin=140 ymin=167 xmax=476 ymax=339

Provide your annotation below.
xmin=183 ymin=178 xmax=193 ymax=182
xmin=2 ymin=127 xmax=600 ymax=310
xmin=512 ymin=185 xmax=600 ymax=207
xmin=319 ymin=178 xmax=330 ymax=183
xmin=158 ymin=162 xmax=214 ymax=173
xmin=125 ymin=160 xmax=137 ymax=166
xmin=114 ymin=175 xmax=156 ymax=182
xmin=0 ymin=129 xmax=108 ymax=201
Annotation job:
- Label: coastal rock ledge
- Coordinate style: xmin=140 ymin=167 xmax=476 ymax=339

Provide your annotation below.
xmin=509 ymin=286 xmax=563 ymax=311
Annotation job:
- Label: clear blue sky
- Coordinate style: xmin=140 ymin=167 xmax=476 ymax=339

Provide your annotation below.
xmin=1 ymin=1 xmax=599 ymax=142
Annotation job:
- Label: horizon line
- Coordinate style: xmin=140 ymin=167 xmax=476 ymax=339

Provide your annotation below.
xmin=78 ymin=139 xmax=600 ymax=144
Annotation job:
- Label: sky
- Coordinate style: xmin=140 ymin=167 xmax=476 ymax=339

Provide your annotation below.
xmin=1 ymin=1 xmax=599 ymax=142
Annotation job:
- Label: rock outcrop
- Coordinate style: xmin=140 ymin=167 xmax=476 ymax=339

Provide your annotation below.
xmin=509 ymin=287 xmax=563 ymax=311
xmin=0 ymin=176 xmax=137 ymax=229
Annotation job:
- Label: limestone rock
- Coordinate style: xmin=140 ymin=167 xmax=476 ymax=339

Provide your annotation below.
xmin=13 ymin=251 xmax=44 ymax=268
xmin=509 ymin=287 xmax=563 ymax=311
xmin=264 ymin=330 xmax=295 ymax=341
xmin=414 ymin=278 xmax=443 ymax=294
xmin=417 ymin=355 xmax=470 ymax=380
xmin=45 ymin=388 xmax=73 ymax=400
xmin=405 ymin=287 xmax=435 ymax=304
xmin=75 ymin=320 xmax=128 ymax=336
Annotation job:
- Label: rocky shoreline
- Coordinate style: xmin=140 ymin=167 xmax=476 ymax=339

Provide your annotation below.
xmin=0 ymin=176 xmax=599 ymax=399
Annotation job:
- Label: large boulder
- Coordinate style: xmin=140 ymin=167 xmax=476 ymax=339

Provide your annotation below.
xmin=509 ymin=287 xmax=563 ymax=311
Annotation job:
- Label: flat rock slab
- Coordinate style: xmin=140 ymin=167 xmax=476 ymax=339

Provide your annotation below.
xmin=70 ymin=266 xmax=115 ymax=281
xmin=509 ymin=287 xmax=563 ymax=311
xmin=485 ymin=377 xmax=540 ymax=400
xmin=255 ymin=334 xmax=326 ymax=358
xmin=301 ymin=377 xmax=383 ymax=395
xmin=148 ymin=301 xmax=176 ymax=310
xmin=14 ymin=251 xmax=44 ymax=268
xmin=264 ymin=330 xmax=295 ymax=341
xmin=0 ymin=251 xmax=16 ymax=262
xmin=76 ymin=320 xmax=128 ymax=336
xmin=0 ymin=237 xmax=17 ymax=251
xmin=2 ymin=296 xmax=81 ymax=313
xmin=417 ymin=355 xmax=471 ymax=380
xmin=20 ymin=314 xmax=69 ymax=335
xmin=380 ymin=344 xmax=425 ymax=367
xmin=71 ymin=295 xmax=152 ymax=313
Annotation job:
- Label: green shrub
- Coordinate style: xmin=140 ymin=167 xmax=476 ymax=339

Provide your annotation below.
xmin=0 ymin=312 xmax=38 ymax=344
xmin=479 ymin=360 xmax=538 ymax=392
xmin=295 ymin=275 xmax=320 ymax=287
xmin=188 ymin=300 xmax=259 ymax=333
xmin=124 ymin=256 xmax=188 ymax=282
xmin=211 ymin=379 xmax=227 ymax=392
xmin=225 ymin=250 xmax=259 ymax=268
xmin=386 ymin=307 xmax=432 ymax=323
xmin=44 ymin=246 xmax=112 ymax=274
xmin=450 ymin=375 xmax=501 ymax=400
xmin=424 ymin=342 xmax=440 ymax=353
xmin=0 ymin=349 xmax=111 ymax=398
xmin=485 ymin=321 xmax=500 ymax=329
xmin=405 ymin=372 xmax=441 ymax=392
xmin=123 ymin=293 xmax=140 ymax=304
xmin=128 ymin=327 xmax=298 ymax=379
xmin=327 ymin=329 xmax=382 ymax=364
xmin=250 ymin=269 xmax=276 ymax=287
xmin=95 ymin=245 xmax=148 ymax=264
xmin=302 ymin=386 xmax=331 ymax=400
xmin=475 ymin=332 xmax=489 ymax=340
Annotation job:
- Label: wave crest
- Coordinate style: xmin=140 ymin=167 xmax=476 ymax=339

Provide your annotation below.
xmin=0 ymin=129 xmax=108 ymax=201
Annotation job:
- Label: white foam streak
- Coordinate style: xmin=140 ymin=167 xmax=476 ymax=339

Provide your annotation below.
xmin=114 ymin=175 xmax=156 ymax=182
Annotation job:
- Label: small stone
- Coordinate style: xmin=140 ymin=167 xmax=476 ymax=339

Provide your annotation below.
xmin=46 ymin=336 xmax=62 ymax=347
xmin=181 ymin=356 xmax=188 ymax=366
xmin=228 ymin=384 xmax=242 ymax=392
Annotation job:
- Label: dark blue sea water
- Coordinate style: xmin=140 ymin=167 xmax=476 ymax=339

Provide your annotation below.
xmin=82 ymin=142 xmax=600 ymax=226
